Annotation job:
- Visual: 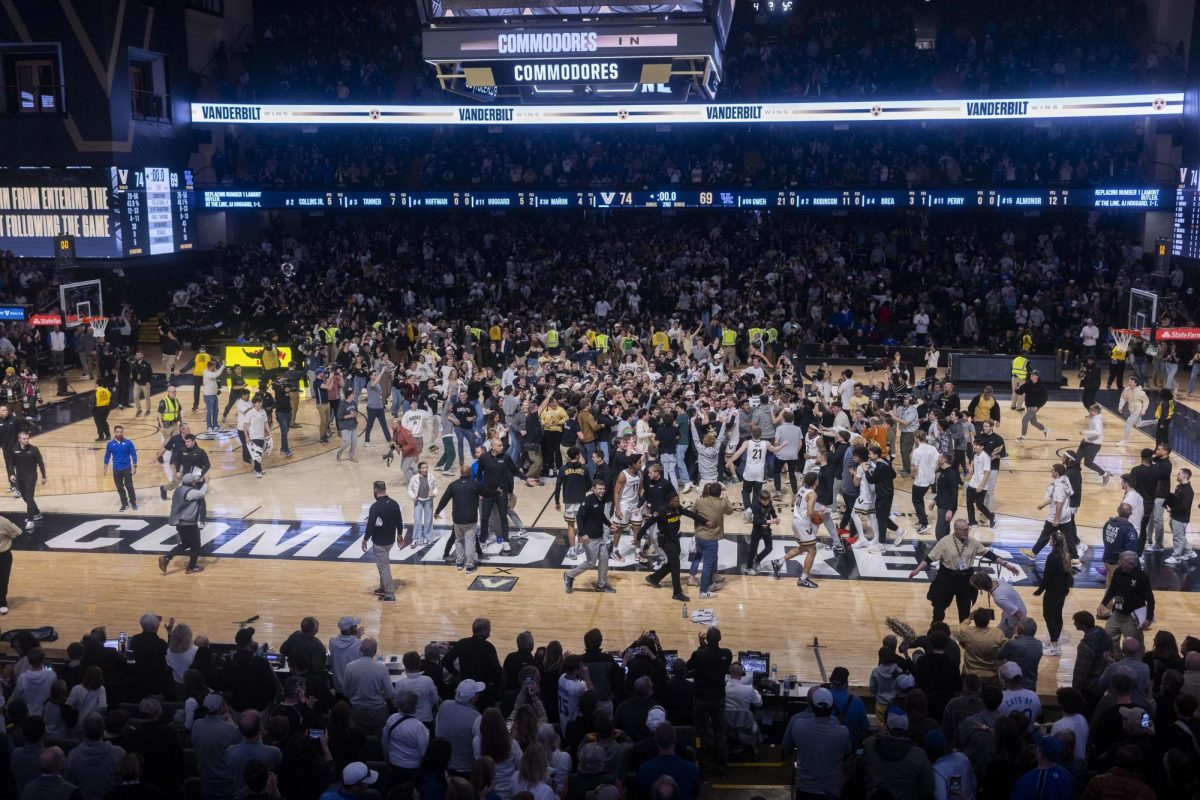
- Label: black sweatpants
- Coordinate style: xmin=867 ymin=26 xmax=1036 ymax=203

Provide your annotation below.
xmin=0 ymin=550 xmax=12 ymax=606
xmin=16 ymin=474 xmax=38 ymax=516
xmin=648 ymin=542 xmax=683 ymax=594
xmin=94 ymin=406 xmax=111 ymax=439
xmin=166 ymin=524 xmax=202 ymax=569
xmin=1042 ymin=588 xmax=1069 ymax=641
xmin=746 ymin=523 xmax=772 ymax=569
xmin=113 ymin=468 xmax=136 ymax=506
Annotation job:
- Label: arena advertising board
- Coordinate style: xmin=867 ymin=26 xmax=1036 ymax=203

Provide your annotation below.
xmin=191 ymin=92 xmax=1183 ymax=126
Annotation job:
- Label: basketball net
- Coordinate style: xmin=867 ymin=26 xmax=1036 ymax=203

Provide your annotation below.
xmin=88 ymin=317 xmax=108 ymax=339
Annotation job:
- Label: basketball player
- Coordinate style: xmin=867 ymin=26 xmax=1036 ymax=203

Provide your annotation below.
xmin=771 ymin=472 xmax=822 ymax=588
xmin=1073 ymin=404 xmax=1115 ymax=485
xmin=554 ymin=446 xmax=591 ymax=557
xmin=849 ymin=445 xmax=880 ymax=551
xmin=159 ymin=473 xmax=209 ymax=575
xmin=610 ymin=452 xmax=643 ymax=562
xmin=725 ymin=425 xmax=777 ymax=520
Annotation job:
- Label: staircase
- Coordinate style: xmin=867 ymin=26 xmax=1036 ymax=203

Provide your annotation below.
xmin=704 ymin=744 xmax=792 ymax=799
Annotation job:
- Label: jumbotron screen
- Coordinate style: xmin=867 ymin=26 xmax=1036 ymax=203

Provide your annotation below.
xmin=0 ymin=166 xmax=194 ymax=259
xmin=429 ymin=0 xmax=705 ymax=18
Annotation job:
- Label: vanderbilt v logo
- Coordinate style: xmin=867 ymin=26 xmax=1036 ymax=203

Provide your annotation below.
xmin=58 ymin=0 xmax=128 ymax=97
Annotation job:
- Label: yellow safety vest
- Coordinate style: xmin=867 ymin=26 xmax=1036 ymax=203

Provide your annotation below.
xmin=765 ymin=327 xmax=778 ymax=343
xmin=594 ymin=333 xmax=609 ymax=351
xmin=546 ymin=330 xmax=560 ymax=348
xmin=161 ymin=396 xmax=181 ymax=422
xmin=1011 ymin=354 xmax=1029 ymax=380
xmin=721 ymin=328 xmax=737 ymax=346
xmin=469 ymin=327 xmax=483 ymax=340
xmin=261 ymin=348 xmax=280 ymax=371
xmin=323 ymin=326 xmax=339 ymax=344
xmin=748 ymin=327 xmax=764 ymax=343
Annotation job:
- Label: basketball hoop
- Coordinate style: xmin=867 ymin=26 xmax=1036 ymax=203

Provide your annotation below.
xmin=1111 ymin=328 xmax=1135 ymax=355
xmin=87 ymin=316 xmax=109 ymax=339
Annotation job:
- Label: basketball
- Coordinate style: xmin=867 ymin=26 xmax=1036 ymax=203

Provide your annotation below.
xmin=810 ymin=511 xmax=825 ymax=525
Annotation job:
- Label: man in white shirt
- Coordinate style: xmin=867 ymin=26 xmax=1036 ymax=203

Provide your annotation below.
xmin=244 ymin=395 xmax=270 ymax=478
xmin=595 ymin=299 xmax=611 ymax=319
xmin=1120 ymin=474 xmax=1145 ymax=532
xmin=382 ymin=691 xmax=430 ymax=781
xmin=557 ymin=655 xmax=591 ymax=724
xmin=971 ymin=573 xmax=1027 ymax=637
xmin=910 ymin=431 xmax=940 ymax=533
xmin=1074 ymin=403 xmax=1113 ymax=485
xmin=997 ymin=661 xmax=1041 ymax=723
xmin=913 ymin=309 xmax=930 ymax=341
xmin=233 ymin=390 xmax=254 ymax=464
xmin=725 ymin=663 xmax=763 ymax=740
xmin=724 ymin=663 xmax=763 ymax=713
xmin=401 ymin=406 xmax=431 ymax=453
xmin=966 ymin=441 xmax=996 ymax=528
xmin=1116 ymin=377 xmax=1149 ymax=446
xmin=394 ymin=651 xmax=441 ymax=723
xmin=1080 ymin=319 xmax=1100 ymax=359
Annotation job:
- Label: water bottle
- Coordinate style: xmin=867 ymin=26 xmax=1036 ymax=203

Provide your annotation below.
xmin=771 ymin=664 xmax=779 ymax=683
xmin=117 ymin=631 xmax=127 ymax=654
xmin=681 ymin=603 xmax=688 ymax=619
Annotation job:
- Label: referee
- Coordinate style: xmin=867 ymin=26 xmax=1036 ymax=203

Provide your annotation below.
xmin=907 ymin=519 xmax=1018 ymax=623
xmin=364 ymin=480 xmax=401 ymax=602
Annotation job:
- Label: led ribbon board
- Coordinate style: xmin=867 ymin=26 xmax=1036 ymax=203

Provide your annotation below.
xmin=191 ymin=92 xmax=1183 ymax=126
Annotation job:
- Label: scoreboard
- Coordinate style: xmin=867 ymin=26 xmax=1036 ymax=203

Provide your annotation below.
xmin=196 ymin=186 xmax=1169 ymax=212
xmin=0 ymin=166 xmax=194 ymax=258
xmin=1173 ymin=167 xmax=1200 ymax=260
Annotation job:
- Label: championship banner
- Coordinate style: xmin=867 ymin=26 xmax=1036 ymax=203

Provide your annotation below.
xmin=191 ymin=92 xmax=1184 ymax=126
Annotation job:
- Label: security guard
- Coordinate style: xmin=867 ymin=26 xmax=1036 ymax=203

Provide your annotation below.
xmin=93 ymin=381 xmax=113 ymax=441
xmin=258 ymin=342 xmax=282 ymax=385
xmin=720 ymin=324 xmax=738 ymax=370
xmin=593 ymin=330 xmax=610 ymax=367
xmin=1011 ymin=348 xmax=1031 ymax=411
xmin=190 ymin=346 xmax=211 ymax=412
xmin=158 ymin=385 xmax=183 ymax=444
xmin=545 ymin=324 xmax=561 ymax=355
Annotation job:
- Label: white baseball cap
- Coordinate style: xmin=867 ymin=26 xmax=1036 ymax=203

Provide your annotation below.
xmin=342 ymin=762 xmax=378 ymax=787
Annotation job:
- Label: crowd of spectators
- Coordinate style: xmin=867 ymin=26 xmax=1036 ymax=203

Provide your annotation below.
xmin=206 ymin=121 xmax=1151 ymax=191
xmin=2 ymin=614 xmax=1199 ymax=800
xmin=211 ymin=0 xmax=1183 ymax=106
xmin=166 ymin=214 xmax=1190 ymax=364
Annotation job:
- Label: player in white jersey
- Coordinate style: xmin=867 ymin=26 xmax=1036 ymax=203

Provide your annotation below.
xmin=802 ymin=427 xmax=823 ymax=474
xmin=848 ymin=445 xmax=881 ymax=552
xmin=771 ymin=472 xmax=821 ymax=588
xmin=610 ymin=452 xmax=644 ymax=562
xmin=726 ymin=425 xmax=779 ymax=520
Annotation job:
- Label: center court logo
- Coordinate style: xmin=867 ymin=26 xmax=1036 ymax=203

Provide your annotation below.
xmin=15 ymin=513 xmax=1080 ymax=587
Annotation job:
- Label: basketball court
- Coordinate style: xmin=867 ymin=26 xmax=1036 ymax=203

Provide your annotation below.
xmin=3 ymin=378 xmax=1197 ymax=694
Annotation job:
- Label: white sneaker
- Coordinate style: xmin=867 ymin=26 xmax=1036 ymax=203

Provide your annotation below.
xmin=0 ymin=606 xmax=8 ymax=615
xmin=1045 ymin=642 xmax=1061 ymax=656
xmin=699 ymin=591 xmax=718 ymax=599
xmin=892 ymin=529 xmax=907 ymax=546
xmin=1115 ymin=440 xmax=1127 ymax=447
xmin=1165 ymin=555 xmax=1184 ymax=565
xmin=1016 ymin=436 xmax=1025 ymax=444
xmin=867 ymin=544 xmax=883 ymax=554
xmin=1186 ymin=551 xmax=1198 ymax=560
